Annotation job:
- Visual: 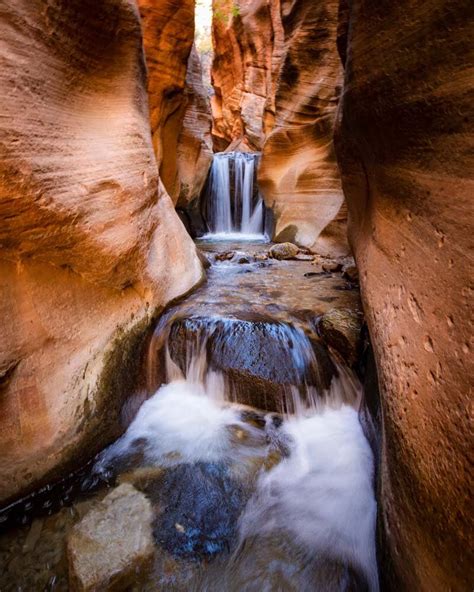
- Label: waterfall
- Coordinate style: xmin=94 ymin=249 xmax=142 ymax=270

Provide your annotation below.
xmin=95 ymin=314 xmax=378 ymax=591
xmin=204 ymin=152 xmax=265 ymax=238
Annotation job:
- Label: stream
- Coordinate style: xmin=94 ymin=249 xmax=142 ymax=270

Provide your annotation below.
xmin=0 ymin=154 xmax=379 ymax=591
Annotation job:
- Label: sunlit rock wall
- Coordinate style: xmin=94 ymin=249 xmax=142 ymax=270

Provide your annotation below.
xmin=0 ymin=0 xmax=202 ymax=504
xmin=335 ymin=1 xmax=473 ymax=589
xmin=139 ymin=0 xmax=212 ymax=205
xmin=211 ymin=0 xmax=349 ymax=255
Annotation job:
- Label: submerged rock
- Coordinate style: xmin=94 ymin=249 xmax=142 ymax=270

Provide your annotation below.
xmin=67 ymin=484 xmax=154 ymax=592
xmin=269 ymin=242 xmax=300 ymax=260
xmin=152 ymin=462 xmax=246 ymax=561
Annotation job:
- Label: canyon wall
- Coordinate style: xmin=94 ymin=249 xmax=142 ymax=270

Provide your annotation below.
xmin=211 ymin=0 xmax=349 ymax=255
xmin=335 ymin=1 xmax=473 ymax=590
xmin=175 ymin=46 xmax=213 ymax=215
xmin=0 ymin=0 xmax=202 ymax=504
xmin=139 ymin=0 xmax=212 ymax=206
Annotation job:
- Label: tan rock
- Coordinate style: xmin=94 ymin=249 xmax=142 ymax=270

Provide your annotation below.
xmin=322 ymin=261 xmax=343 ymax=273
xmin=269 ymin=242 xmax=300 ymax=260
xmin=335 ymin=1 xmax=473 ymax=589
xmin=67 ymin=484 xmax=154 ymax=592
xmin=0 ymin=0 xmax=202 ymax=503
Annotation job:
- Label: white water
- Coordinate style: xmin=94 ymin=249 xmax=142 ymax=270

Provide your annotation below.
xmin=95 ymin=326 xmax=378 ymax=590
xmin=239 ymin=405 xmax=379 ymax=590
xmin=203 ymin=152 xmax=265 ymax=238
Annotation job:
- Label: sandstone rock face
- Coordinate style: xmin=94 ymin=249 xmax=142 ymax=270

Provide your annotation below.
xmin=258 ymin=0 xmax=348 ymax=256
xmin=211 ymin=0 xmax=274 ymax=151
xmin=175 ymin=46 xmax=213 ymax=212
xmin=0 ymin=0 xmax=202 ymax=504
xmin=139 ymin=2 xmax=212 ymax=205
xmin=335 ymin=1 xmax=473 ymax=590
xmin=211 ymin=0 xmax=349 ymax=255
xmin=67 ymin=484 xmax=154 ymax=591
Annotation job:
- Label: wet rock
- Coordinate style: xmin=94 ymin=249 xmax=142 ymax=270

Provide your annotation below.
xmin=322 ymin=261 xmax=343 ymax=272
xmin=342 ymin=264 xmax=359 ymax=283
xmin=240 ymin=409 xmax=267 ymax=429
xmin=215 ymin=250 xmax=235 ymax=262
xmin=294 ymin=253 xmax=315 ymax=261
xmin=152 ymin=463 xmax=245 ymax=561
xmin=269 ymin=243 xmax=300 ymax=260
xmin=168 ymin=317 xmax=336 ymax=412
xmin=196 ymin=248 xmax=211 ymax=269
xmin=317 ymin=309 xmax=362 ymax=365
xmin=118 ymin=466 xmax=166 ymax=494
xmin=67 ymin=484 xmax=154 ymax=592
xmin=231 ymin=251 xmax=252 ymax=264
xmin=22 ymin=518 xmax=43 ymax=553
xmin=254 ymin=253 xmax=268 ymax=261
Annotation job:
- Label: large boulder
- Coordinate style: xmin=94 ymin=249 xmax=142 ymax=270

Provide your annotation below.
xmin=67 ymin=484 xmax=154 ymax=591
xmin=268 ymin=242 xmax=300 ymax=261
xmin=0 ymin=0 xmax=202 ymax=504
xmin=335 ymin=1 xmax=473 ymax=589
xmin=166 ymin=317 xmax=336 ymax=412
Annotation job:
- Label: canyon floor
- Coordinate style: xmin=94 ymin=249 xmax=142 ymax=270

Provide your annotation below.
xmin=0 ymin=238 xmax=374 ymax=592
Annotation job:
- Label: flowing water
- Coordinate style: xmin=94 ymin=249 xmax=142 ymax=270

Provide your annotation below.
xmin=0 ymin=241 xmax=377 ymax=591
xmin=202 ymin=152 xmax=265 ymax=239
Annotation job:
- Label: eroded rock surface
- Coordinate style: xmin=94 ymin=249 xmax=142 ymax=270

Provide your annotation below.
xmin=336 ymin=1 xmax=473 ymax=589
xmin=175 ymin=45 xmax=213 ymax=226
xmin=67 ymin=484 xmax=154 ymax=591
xmin=139 ymin=2 xmax=212 ymax=206
xmin=0 ymin=0 xmax=202 ymax=504
xmin=211 ymin=0 xmax=349 ymax=255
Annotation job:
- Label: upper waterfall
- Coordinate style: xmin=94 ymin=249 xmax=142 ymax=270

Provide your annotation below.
xmin=203 ymin=152 xmax=265 ymax=239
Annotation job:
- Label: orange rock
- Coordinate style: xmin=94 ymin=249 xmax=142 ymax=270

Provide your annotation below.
xmin=138 ymin=1 xmax=212 ymax=206
xmin=0 ymin=0 xmax=202 ymax=504
xmin=335 ymin=1 xmax=473 ymax=589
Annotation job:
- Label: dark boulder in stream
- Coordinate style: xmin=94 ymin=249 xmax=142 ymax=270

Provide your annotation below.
xmin=167 ymin=317 xmax=337 ymax=412
xmin=152 ymin=462 xmax=246 ymax=561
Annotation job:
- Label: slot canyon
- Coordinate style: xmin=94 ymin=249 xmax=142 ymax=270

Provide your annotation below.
xmin=0 ymin=0 xmax=472 ymax=590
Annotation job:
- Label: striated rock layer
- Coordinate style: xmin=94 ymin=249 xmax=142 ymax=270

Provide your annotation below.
xmin=0 ymin=0 xmax=202 ymax=504
xmin=175 ymin=45 xmax=213 ymax=222
xmin=139 ymin=1 xmax=212 ymax=206
xmin=211 ymin=0 xmax=349 ymax=255
xmin=335 ymin=1 xmax=473 ymax=590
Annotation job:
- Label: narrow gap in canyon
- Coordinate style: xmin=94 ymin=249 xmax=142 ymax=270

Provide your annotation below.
xmin=0 ymin=0 xmax=471 ymax=591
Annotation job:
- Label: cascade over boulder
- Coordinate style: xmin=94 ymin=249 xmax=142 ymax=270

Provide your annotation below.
xmin=0 ymin=0 xmax=202 ymax=504
xmin=335 ymin=1 xmax=473 ymax=589
xmin=211 ymin=0 xmax=349 ymax=256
